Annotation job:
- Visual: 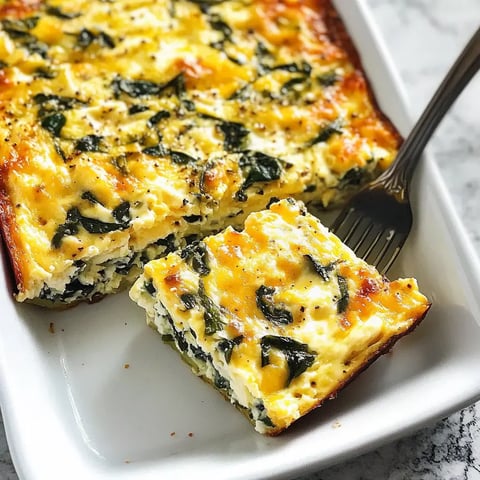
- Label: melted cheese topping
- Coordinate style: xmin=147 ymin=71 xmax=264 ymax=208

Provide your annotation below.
xmin=0 ymin=0 xmax=400 ymax=303
xmin=130 ymin=199 xmax=430 ymax=434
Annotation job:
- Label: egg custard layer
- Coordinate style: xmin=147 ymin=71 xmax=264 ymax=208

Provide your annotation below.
xmin=130 ymin=199 xmax=430 ymax=435
xmin=0 ymin=0 xmax=401 ymax=306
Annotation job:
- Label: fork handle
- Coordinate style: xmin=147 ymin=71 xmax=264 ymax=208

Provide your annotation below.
xmin=375 ymin=26 xmax=480 ymax=196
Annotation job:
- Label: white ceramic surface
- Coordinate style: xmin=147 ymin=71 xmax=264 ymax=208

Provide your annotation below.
xmin=1 ymin=2 xmax=480 ymax=479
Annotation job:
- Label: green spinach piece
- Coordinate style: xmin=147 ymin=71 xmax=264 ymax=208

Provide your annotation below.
xmin=189 ymin=343 xmax=210 ymax=362
xmin=154 ymin=233 xmax=177 ymax=254
xmin=170 ymin=150 xmax=198 ymax=164
xmin=61 ymin=278 xmax=94 ymax=299
xmin=41 ymin=113 xmax=66 ymax=137
xmin=260 ymin=335 xmax=316 ymax=387
xmin=214 ymin=370 xmax=230 ymax=390
xmin=45 ymin=6 xmax=81 ymax=19
xmin=34 ymin=67 xmax=56 ymax=79
xmin=115 ymin=254 xmax=137 ymax=275
xmin=33 ymin=94 xmax=86 ymax=120
xmin=304 ymin=255 xmax=337 ymax=282
xmin=317 ymin=70 xmax=339 ymax=87
xmin=112 ymin=154 xmax=129 ymax=175
xmin=142 ymin=144 xmax=169 ymax=157
xmin=187 ymin=0 xmax=229 ymax=10
xmin=271 ymin=61 xmax=312 ymax=75
xmin=256 ymin=285 xmax=293 ymax=325
xmin=1 ymin=17 xmax=48 ymax=58
xmin=227 ymin=84 xmax=251 ymax=101
xmin=143 ymin=145 xmax=197 ymax=164
xmin=180 ymin=293 xmax=197 ymax=310
xmin=308 ymin=120 xmax=342 ymax=146
xmin=217 ymin=335 xmax=243 ymax=363
xmin=128 ymin=104 xmax=150 ymax=115
xmin=166 ymin=315 xmax=189 ymax=353
xmin=198 ymin=280 xmax=226 ymax=335
xmin=336 ymin=275 xmax=350 ymax=314
xmin=147 ymin=110 xmax=170 ymax=127
xmin=51 ymin=207 xmax=81 ymax=248
xmin=77 ymin=28 xmax=115 ymax=49
xmin=112 ymin=76 xmax=163 ymax=98
xmin=75 ymin=134 xmax=103 ymax=152
xmin=280 ymin=76 xmax=308 ymax=95
xmin=235 ymin=151 xmax=283 ymax=200
xmin=81 ymin=191 xmax=103 ymax=205
xmin=180 ymin=241 xmax=210 ymax=276
xmin=208 ymin=13 xmax=232 ymax=41
xmin=183 ymin=214 xmax=202 ymax=223
xmin=253 ymin=400 xmax=275 ymax=427
xmin=112 ymin=73 xmax=193 ymax=108
xmin=79 ymin=215 xmax=126 ymax=234
xmin=51 ymin=201 xmax=130 ymax=247
xmin=219 ymin=121 xmax=249 ymax=151
xmin=338 ymin=167 xmax=367 ymax=190
xmin=112 ymin=201 xmax=131 ymax=226
xmin=144 ymin=280 xmax=156 ymax=295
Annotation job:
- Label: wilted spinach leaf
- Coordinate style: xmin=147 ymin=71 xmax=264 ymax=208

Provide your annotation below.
xmin=217 ymin=335 xmax=243 ymax=363
xmin=112 ymin=201 xmax=131 ymax=226
xmin=147 ymin=110 xmax=171 ymax=127
xmin=45 ymin=6 xmax=81 ymax=19
xmin=1 ymin=17 xmax=48 ymax=58
xmin=308 ymin=120 xmax=342 ymax=146
xmin=170 ymin=150 xmax=198 ymax=164
xmin=236 ymin=151 xmax=283 ymax=200
xmin=154 ymin=233 xmax=177 ymax=254
xmin=144 ymin=280 xmax=156 ymax=295
xmin=336 ymin=275 xmax=349 ymax=314
xmin=112 ymin=76 xmax=163 ymax=98
xmin=219 ymin=121 xmax=249 ymax=151
xmin=180 ymin=293 xmax=197 ymax=310
xmin=81 ymin=191 xmax=103 ymax=205
xmin=181 ymin=241 xmax=210 ymax=276
xmin=198 ymin=280 xmax=225 ymax=335
xmin=77 ymin=28 xmax=115 ymax=49
xmin=75 ymin=134 xmax=103 ymax=152
xmin=51 ymin=207 xmax=81 ymax=248
xmin=304 ymin=255 xmax=337 ymax=282
xmin=256 ymin=285 xmax=293 ymax=325
xmin=317 ymin=70 xmax=339 ymax=87
xmin=41 ymin=113 xmax=66 ymax=137
xmin=260 ymin=335 xmax=316 ymax=387
xmin=142 ymin=143 xmax=169 ymax=157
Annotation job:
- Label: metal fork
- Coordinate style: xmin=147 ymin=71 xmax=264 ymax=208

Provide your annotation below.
xmin=331 ymin=26 xmax=480 ymax=274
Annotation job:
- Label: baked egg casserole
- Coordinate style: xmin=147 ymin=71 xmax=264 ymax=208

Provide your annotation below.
xmin=0 ymin=0 xmax=401 ymax=306
xmin=130 ymin=198 xmax=430 ymax=435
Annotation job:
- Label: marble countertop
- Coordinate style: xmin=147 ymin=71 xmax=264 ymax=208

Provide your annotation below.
xmin=0 ymin=1 xmax=479 ymax=479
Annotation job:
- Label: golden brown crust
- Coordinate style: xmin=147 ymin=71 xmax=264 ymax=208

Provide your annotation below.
xmin=319 ymin=0 xmax=403 ymax=150
xmin=0 ymin=0 xmax=41 ymax=19
xmin=0 ymin=163 xmax=24 ymax=294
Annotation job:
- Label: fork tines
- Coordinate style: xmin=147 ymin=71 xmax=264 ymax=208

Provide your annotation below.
xmin=330 ymin=188 xmax=412 ymax=275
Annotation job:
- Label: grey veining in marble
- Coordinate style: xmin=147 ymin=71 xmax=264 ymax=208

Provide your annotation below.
xmin=0 ymin=1 xmax=479 ymax=479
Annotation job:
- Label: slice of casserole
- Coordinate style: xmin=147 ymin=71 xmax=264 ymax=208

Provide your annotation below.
xmin=0 ymin=0 xmax=401 ymax=306
xmin=130 ymin=198 xmax=430 ymax=435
